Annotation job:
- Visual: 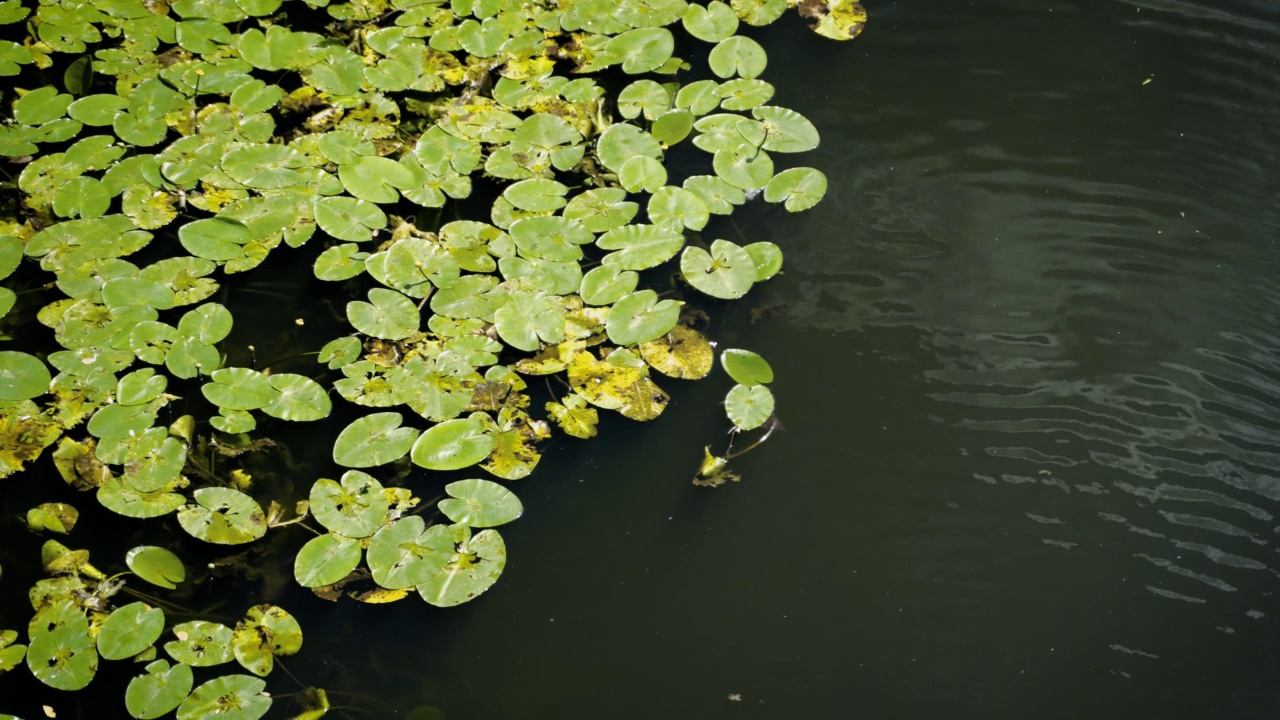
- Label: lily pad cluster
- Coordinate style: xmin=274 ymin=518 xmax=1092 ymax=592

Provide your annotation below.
xmin=0 ymin=0 xmax=863 ymax=713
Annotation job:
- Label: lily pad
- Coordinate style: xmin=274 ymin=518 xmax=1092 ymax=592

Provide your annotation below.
xmin=417 ymin=525 xmax=506 ymax=607
xmin=26 ymin=598 xmax=96 ymax=690
xmin=126 ymin=546 xmax=186 ymax=589
xmin=503 ymin=178 xmax=569 ymax=213
xmin=681 ymin=239 xmax=757 ymax=299
xmin=596 ymin=124 xmax=663 ymax=174
xmin=725 ymin=382 xmax=774 ymax=429
xmin=606 ymin=290 xmax=682 ymax=346
xmin=164 ymin=621 xmax=234 ymax=667
xmin=232 ymin=605 xmax=302 ymax=677
xmin=315 ymin=196 xmax=387 ymax=243
xmin=754 ymin=106 xmax=821 ymax=153
xmin=309 ymin=470 xmax=389 ymax=538
xmin=410 ymin=415 xmax=496 ymax=470
xmin=177 ymin=487 xmax=267 ymax=545
xmin=579 ymin=263 xmax=639 ymax=306
xmin=177 ymin=674 xmax=271 ymax=720
xmin=332 ymin=412 xmax=419 ymax=468
xmin=439 ymin=478 xmax=523 ymax=528
xmin=648 ymin=186 xmax=710 ymax=232
xmin=596 ymin=224 xmax=685 ymax=270
xmin=563 ymin=188 xmax=638 ymax=233
xmin=126 ymin=660 xmax=194 ymax=720
xmin=607 ymin=28 xmax=675 ymax=74
xmin=294 ymin=533 xmax=362 ymax=588
xmin=683 ymin=1 xmax=739 ymax=42
xmin=639 ymin=325 xmax=714 ymax=379
xmin=98 ymin=602 xmax=165 ymax=661
xmin=720 ymin=348 xmax=774 ymax=385
xmin=261 ymin=373 xmax=331 ymax=421
xmin=202 ymin=367 xmax=276 ymax=411
xmin=708 ymin=35 xmax=767 ymax=79
xmin=367 ymin=516 xmax=451 ymax=589
xmin=0 ymin=351 xmax=51 ymax=401
xmin=347 ymin=288 xmax=420 ymax=340
xmin=744 ymin=241 xmax=784 ymax=280
xmin=764 ymin=166 xmax=827 ymax=210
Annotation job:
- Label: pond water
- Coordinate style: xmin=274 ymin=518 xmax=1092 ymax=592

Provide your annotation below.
xmin=344 ymin=0 xmax=1280 ymax=716
xmin=7 ymin=0 xmax=1280 ymax=717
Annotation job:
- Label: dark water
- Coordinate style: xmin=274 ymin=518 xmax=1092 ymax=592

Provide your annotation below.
xmin=344 ymin=1 xmax=1280 ymax=717
xmin=9 ymin=0 xmax=1280 ymax=717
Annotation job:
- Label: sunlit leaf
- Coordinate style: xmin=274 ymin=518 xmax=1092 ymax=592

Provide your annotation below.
xmin=720 ymin=348 xmax=774 ymax=385
xmin=126 ymin=546 xmax=186 ymax=589
xmin=98 ymin=602 xmax=165 ymax=661
xmin=332 ymin=412 xmax=419 ymax=468
xmin=410 ymin=415 xmax=496 ymax=470
xmin=439 ymin=478 xmax=523 ymax=527
xmin=177 ymin=487 xmax=267 ymax=545
xmin=725 ymin=382 xmax=774 ymax=429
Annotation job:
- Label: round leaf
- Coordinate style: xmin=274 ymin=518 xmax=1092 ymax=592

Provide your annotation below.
xmin=410 ymin=416 xmax=496 ymax=471
xmin=126 ymin=660 xmax=194 ymax=720
xmin=764 ymin=166 xmax=828 ymax=211
xmin=98 ymin=602 xmax=165 ymax=661
xmin=177 ymin=487 xmax=267 ymax=545
xmin=680 ymin=239 xmax=757 ymax=299
xmin=309 ymin=470 xmax=389 ymax=538
xmin=720 ymin=348 xmax=773 ymax=385
xmin=0 ymin=351 xmax=50 ymax=400
xmin=708 ymin=35 xmax=767 ymax=79
xmin=332 ymin=412 xmax=419 ymax=468
xmin=126 ymin=546 xmax=186 ymax=589
xmin=294 ymin=533 xmax=362 ymax=588
xmin=202 ymin=367 xmax=276 ymax=411
xmin=347 ymin=288 xmax=420 ymax=340
xmin=725 ymin=383 xmax=774 ymax=430
xmin=261 ymin=373 xmax=331 ymax=421
xmin=439 ymin=478 xmax=523 ymax=528
xmin=606 ymin=290 xmax=682 ymax=346
xmin=177 ymin=675 xmax=271 ymax=720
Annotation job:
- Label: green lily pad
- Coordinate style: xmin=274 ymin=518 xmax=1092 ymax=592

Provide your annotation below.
xmin=652 ymin=109 xmax=695 ymax=145
xmin=494 ymin=291 xmax=565 ymax=352
xmin=503 ymin=178 xmax=569 ymax=213
xmin=648 ymin=186 xmax=710 ymax=232
xmin=725 ymin=382 xmax=774 ymax=429
xmin=232 ymin=604 xmax=302 ymax=676
xmin=126 ymin=660 xmax=194 ymax=720
xmin=179 ymin=217 xmax=252 ymax=262
xmin=314 ymin=243 xmax=368 ymax=281
xmin=309 ymin=470 xmax=390 ymax=538
xmin=261 ymin=373 xmax=331 ymax=421
xmin=348 ymin=288 xmax=420 ymax=340
xmin=315 ymin=196 xmax=387 ymax=243
xmin=410 ymin=415 xmax=496 ymax=471
xmin=367 ymin=516 xmax=451 ymax=590
xmin=14 ymin=86 xmax=73 ymax=125
xmin=596 ymin=224 xmax=685 ymax=271
xmin=332 ymin=412 xmax=419 ymax=468
xmin=0 ymin=351 xmax=51 ymax=401
xmin=98 ymin=602 xmax=165 ymax=661
xmin=754 ymin=105 xmax=821 ymax=152
xmin=177 ymin=674 xmax=271 ymax=720
xmin=177 ymin=302 xmax=233 ymax=344
xmin=607 ymin=28 xmax=674 ymax=74
xmin=764 ymin=166 xmax=827 ymax=210
xmin=713 ymin=145 xmax=774 ymax=190
xmin=26 ymin=502 xmax=78 ymax=534
xmin=732 ymin=0 xmax=786 ymax=25
xmin=743 ymin=241 xmax=784 ymax=280
xmin=720 ymin=348 xmax=773 ymax=385
xmin=417 ymin=525 xmax=506 ymax=607
xmin=318 ymin=336 xmax=362 ymax=370
xmin=798 ymin=0 xmax=867 ymax=40
xmin=211 ymin=408 xmax=255 ymax=434
xmin=579 ymin=263 xmax=639 ymax=306
xmin=563 ymin=188 xmax=638 ymax=233
xmin=339 ymin=155 xmax=415 ymax=203
xmin=675 ymin=79 xmax=723 ymax=115
xmin=683 ymin=0 xmax=739 ymax=42
xmin=596 ymin=123 xmax=662 ymax=174
xmin=97 ymin=477 xmax=185 ymax=519
xmin=618 ymin=80 xmax=672 ymax=121
xmin=439 ymin=478 xmax=523 ymax=528
xmin=26 ymin=598 xmax=96 ymax=690
xmin=681 ymin=239 xmax=757 ymax=299
xmin=202 ymin=367 xmax=276 ymax=411
xmin=294 ymin=533 xmax=362 ymax=588
xmin=164 ymin=621 xmax=234 ymax=667
xmin=606 ymin=290 xmax=682 ymax=346
xmin=126 ymin=546 xmax=186 ymax=589
xmin=618 ymin=155 xmax=667 ymax=193
xmin=708 ymin=35 xmax=767 ymax=79
xmin=509 ymin=216 xmax=592 ymax=262
xmin=222 ymin=144 xmax=307 ymax=190
xmin=717 ymin=78 xmax=775 ymax=110
xmin=177 ymin=487 xmax=267 ymax=545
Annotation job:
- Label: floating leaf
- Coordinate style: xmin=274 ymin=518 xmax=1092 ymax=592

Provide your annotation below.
xmin=494 ymin=291 xmax=566 ymax=352
xmin=261 ymin=373 xmax=331 ymax=421
xmin=294 ymin=533 xmax=362 ymax=588
xmin=563 ymin=188 xmax=638 ymax=233
xmin=339 ymin=155 xmax=415 ymax=203
xmin=503 ymin=178 xmax=569 ymax=213
xmin=0 ymin=351 xmax=51 ymax=401
xmin=732 ymin=0 xmax=786 ymax=25
xmin=177 ymin=487 xmax=267 ymax=545
xmin=309 ymin=470 xmax=389 ymax=538
xmin=332 ymin=412 xmax=419 ymax=468
xmin=222 ymin=144 xmax=307 ymax=190
xmin=683 ymin=175 xmax=746 ymax=214
xmin=177 ymin=675 xmax=271 ymax=720
xmin=546 ymin=394 xmax=598 ymax=438
xmin=314 ymin=196 xmax=387 ymax=243
xmin=596 ymin=224 xmax=685 ymax=271
xmin=639 ymin=325 xmax=714 ymax=379
xmin=98 ymin=602 xmax=165 ymax=661
xmin=417 ymin=525 xmax=506 ymax=607
xmin=606 ymin=290 xmax=682 ymax=346
xmin=648 ymin=186 xmax=710 ymax=232
xmin=681 ymin=239 xmax=757 ymax=299
xmin=607 ymin=28 xmax=675 ymax=74
xmin=411 ymin=415 xmax=496 ymax=471
xmin=367 ymin=516 xmax=450 ymax=589
xmin=753 ymin=106 xmax=821 ymax=152
xmin=179 ymin=217 xmax=252 ymax=262
xmin=744 ymin=241 xmax=783 ymax=280
xmin=126 ymin=660 xmax=193 ymax=720
xmin=26 ymin=598 xmax=96 ymax=690
xmin=164 ymin=621 xmax=234 ymax=667
xmin=708 ymin=35 xmax=767 ymax=79
xmin=652 ymin=109 xmax=695 ymax=145
xmin=26 ymin=503 xmax=78 ymax=534
xmin=683 ymin=0 xmax=739 ymax=42
xmin=797 ymin=0 xmax=867 ymax=40
xmin=764 ymin=166 xmax=827 ymax=210
xmin=725 ymin=383 xmax=774 ymax=429
xmin=619 ymin=155 xmax=667 ymax=193
xmin=720 ymin=348 xmax=774 ymax=385
xmin=232 ymin=605 xmax=302 ymax=677
xmin=713 ymin=146 xmax=774 ymax=190
xmin=439 ymin=478 xmax=523 ymax=528
xmin=347 ymin=288 xmax=420 ymax=340
xmin=579 ymin=263 xmax=639 ymax=306
xmin=126 ymin=546 xmax=186 ymax=589
xmin=202 ymin=367 xmax=276 ymax=411
xmin=596 ymin=124 xmax=663 ymax=174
